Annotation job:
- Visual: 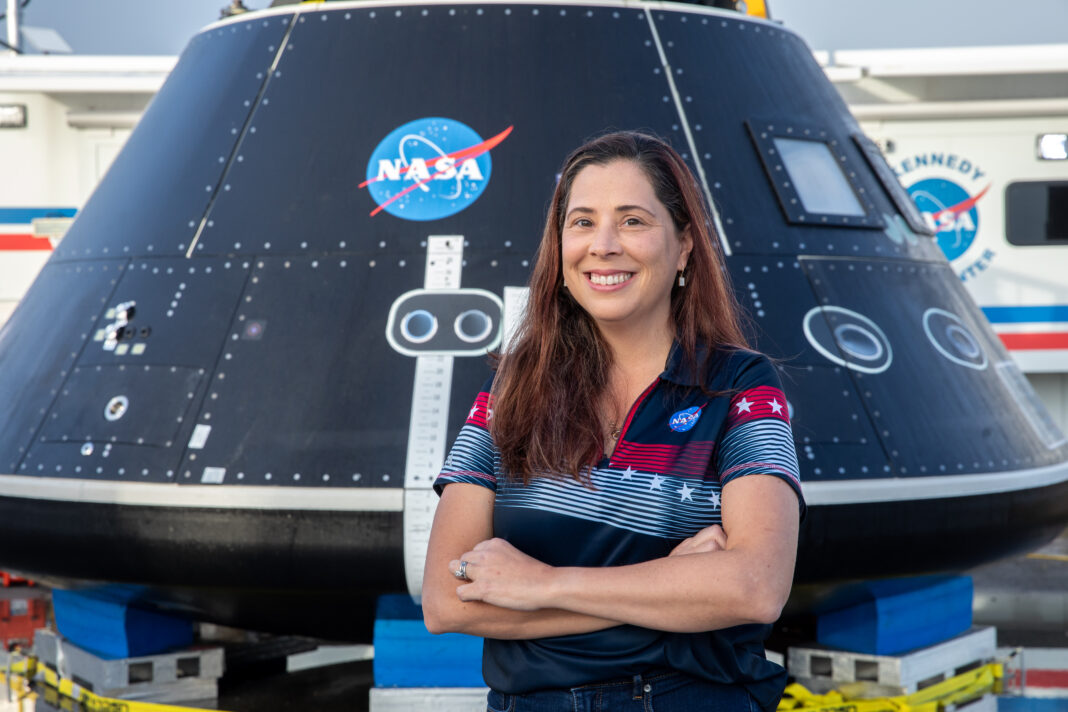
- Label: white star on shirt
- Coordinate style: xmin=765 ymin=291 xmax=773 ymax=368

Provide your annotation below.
xmin=468 ymin=405 xmax=479 ymax=420
xmin=709 ymin=491 xmax=721 ymax=508
xmin=680 ymin=483 xmax=694 ymax=502
xmin=769 ymin=399 xmax=783 ymax=415
xmin=735 ymin=397 xmax=753 ymax=414
xmin=486 ymin=407 xmax=494 ymax=420
xmin=649 ymin=474 xmax=663 ymax=491
xmin=622 ymin=466 xmax=636 ymax=480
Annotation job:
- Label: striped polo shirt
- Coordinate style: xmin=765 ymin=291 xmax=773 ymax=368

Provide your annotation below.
xmin=434 ymin=345 xmax=804 ymax=711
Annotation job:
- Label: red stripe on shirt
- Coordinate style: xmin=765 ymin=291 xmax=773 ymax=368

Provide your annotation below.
xmin=727 ymin=386 xmax=790 ymax=428
xmin=465 ymin=391 xmax=493 ymax=428
xmin=613 ymin=440 xmax=715 ymax=478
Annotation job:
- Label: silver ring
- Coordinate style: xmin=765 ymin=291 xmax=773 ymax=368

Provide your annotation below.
xmin=456 ymin=560 xmax=470 ymax=581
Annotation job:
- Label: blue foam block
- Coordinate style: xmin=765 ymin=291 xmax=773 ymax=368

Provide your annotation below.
xmin=373 ymin=594 xmax=484 ymax=687
xmin=52 ymin=587 xmax=193 ymax=659
xmin=816 ymin=575 xmax=973 ymax=655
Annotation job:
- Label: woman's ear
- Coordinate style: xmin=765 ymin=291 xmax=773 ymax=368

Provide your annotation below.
xmin=677 ymin=226 xmax=694 ymax=272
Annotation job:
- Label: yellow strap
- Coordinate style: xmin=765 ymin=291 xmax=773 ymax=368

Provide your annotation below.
xmin=777 ymin=662 xmax=1003 ymax=712
xmin=4 ymin=658 xmax=232 ymax=712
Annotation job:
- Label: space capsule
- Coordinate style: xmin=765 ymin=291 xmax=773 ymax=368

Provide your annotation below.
xmin=0 ymin=0 xmax=1064 ymax=639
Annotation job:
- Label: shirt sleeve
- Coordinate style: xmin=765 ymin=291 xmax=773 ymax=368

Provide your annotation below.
xmin=715 ymin=353 xmax=805 ymax=517
xmin=433 ymin=378 xmax=498 ymax=495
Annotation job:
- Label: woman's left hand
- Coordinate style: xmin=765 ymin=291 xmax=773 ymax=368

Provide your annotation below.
xmin=450 ymin=538 xmax=554 ymax=611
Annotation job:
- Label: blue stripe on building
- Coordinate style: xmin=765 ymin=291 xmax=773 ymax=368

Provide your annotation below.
xmin=0 ymin=208 xmax=77 ymax=223
xmin=982 ymin=306 xmax=1068 ymax=324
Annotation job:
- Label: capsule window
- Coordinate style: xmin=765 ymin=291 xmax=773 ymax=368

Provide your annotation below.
xmin=747 ymin=120 xmax=883 ymax=229
xmin=1006 ymin=181 xmax=1068 ymax=246
xmin=774 ymin=138 xmax=865 ymax=217
xmin=853 ymin=133 xmax=934 ymax=236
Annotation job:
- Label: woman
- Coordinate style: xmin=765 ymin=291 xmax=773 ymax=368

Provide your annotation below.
xmin=423 ymin=131 xmax=804 ymax=712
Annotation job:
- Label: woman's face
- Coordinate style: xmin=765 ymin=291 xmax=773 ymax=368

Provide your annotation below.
xmin=560 ymin=159 xmax=692 ymax=335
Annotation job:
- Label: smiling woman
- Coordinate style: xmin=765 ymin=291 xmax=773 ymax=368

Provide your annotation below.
xmin=422 ymin=132 xmax=804 ymax=712
xmin=560 ymin=160 xmax=692 ymax=341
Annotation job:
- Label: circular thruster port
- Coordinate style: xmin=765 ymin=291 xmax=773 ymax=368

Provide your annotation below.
xmin=104 ymin=395 xmax=129 ymax=422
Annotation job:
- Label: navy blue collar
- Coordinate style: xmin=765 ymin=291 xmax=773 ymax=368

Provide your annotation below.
xmin=661 ymin=340 xmax=715 ymax=387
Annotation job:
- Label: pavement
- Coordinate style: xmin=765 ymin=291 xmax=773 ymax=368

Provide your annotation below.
xmin=970 ymin=525 xmax=1068 ymax=647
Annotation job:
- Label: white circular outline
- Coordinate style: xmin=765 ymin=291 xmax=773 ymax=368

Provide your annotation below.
xmin=922 ymin=307 xmax=988 ymax=371
xmin=946 ymin=324 xmax=982 ymax=359
xmin=104 ymin=395 xmax=129 ymax=422
xmin=400 ymin=309 xmax=438 ymax=344
xmin=453 ymin=309 xmax=493 ymax=344
xmin=385 ymin=288 xmax=504 ymax=357
xmin=833 ymin=323 xmax=884 ymax=362
xmin=802 ymin=306 xmax=893 ymax=375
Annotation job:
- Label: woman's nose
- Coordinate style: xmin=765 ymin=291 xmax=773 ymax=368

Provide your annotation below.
xmin=589 ymin=225 xmax=623 ymax=255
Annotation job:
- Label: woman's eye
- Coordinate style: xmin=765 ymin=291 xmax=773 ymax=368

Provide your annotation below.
xmin=574 ymin=218 xmax=593 ymax=228
xmin=623 ymin=217 xmax=644 ymax=226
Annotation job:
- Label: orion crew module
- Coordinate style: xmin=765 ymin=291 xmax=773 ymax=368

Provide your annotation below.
xmin=0 ymin=0 xmax=1064 ymax=638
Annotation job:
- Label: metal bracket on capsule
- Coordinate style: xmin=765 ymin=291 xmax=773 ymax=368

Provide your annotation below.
xmin=386 ymin=289 xmax=503 ymax=357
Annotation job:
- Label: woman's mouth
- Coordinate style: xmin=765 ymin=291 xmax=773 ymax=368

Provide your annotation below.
xmin=587 ymin=272 xmax=633 ymax=286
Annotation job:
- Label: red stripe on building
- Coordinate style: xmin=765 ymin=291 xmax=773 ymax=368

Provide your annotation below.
xmin=0 ymin=233 xmax=53 ymax=251
xmin=1026 ymin=669 xmax=1068 ymax=688
xmin=999 ymin=332 xmax=1068 ymax=351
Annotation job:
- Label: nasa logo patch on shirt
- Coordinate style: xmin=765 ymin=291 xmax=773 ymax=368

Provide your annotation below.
xmin=668 ymin=405 xmax=703 ymax=432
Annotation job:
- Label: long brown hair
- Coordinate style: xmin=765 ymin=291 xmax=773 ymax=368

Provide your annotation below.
xmin=491 ymin=131 xmax=750 ymax=482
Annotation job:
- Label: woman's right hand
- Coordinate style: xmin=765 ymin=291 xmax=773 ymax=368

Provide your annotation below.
xmin=668 ymin=524 xmax=727 ymax=557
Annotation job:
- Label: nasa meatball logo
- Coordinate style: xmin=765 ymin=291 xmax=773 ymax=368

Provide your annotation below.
xmin=361 ymin=118 xmax=513 ymax=221
xmin=669 ymin=406 xmax=703 ymax=433
xmin=907 ymin=177 xmax=989 ymax=262
xmin=892 ymin=152 xmax=991 ymax=261
xmin=894 ymin=151 xmax=995 ymax=282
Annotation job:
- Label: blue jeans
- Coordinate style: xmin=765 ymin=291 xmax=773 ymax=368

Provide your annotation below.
xmin=486 ymin=671 xmax=761 ymax=712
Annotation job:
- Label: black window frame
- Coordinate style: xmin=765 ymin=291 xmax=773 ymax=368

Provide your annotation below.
xmin=745 ymin=119 xmax=884 ymax=230
xmin=1005 ymin=180 xmax=1068 ymax=247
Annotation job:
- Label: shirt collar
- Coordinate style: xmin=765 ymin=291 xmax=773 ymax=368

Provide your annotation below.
xmin=660 ymin=339 xmax=713 ymax=387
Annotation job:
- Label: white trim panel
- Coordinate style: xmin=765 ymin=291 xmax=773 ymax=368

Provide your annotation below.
xmin=803 ymin=459 xmax=1068 ymax=505
xmin=3 ymin=461 xmax=1068 ymax=510
xmin=0 ymin=475 xmax=403 ymax=511
xmin=203 ymin=0 xmax=779 ymax=34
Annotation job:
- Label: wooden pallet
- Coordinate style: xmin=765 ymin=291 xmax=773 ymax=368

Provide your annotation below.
xmin=788 ymin=626 xmax=996 ymax=695
xmin=34 ymin=628 xmax=223 ymax=706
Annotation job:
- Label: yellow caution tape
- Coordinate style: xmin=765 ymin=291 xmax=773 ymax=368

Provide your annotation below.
xmin=3 ymin=655 xmax=232 ymax=712
xmin=778 ymin=662 xmax=1003 ymax=712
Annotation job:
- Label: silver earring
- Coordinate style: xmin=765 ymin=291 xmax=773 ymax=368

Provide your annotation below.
xmin=677 ymin=272 xmax=686 ymax=287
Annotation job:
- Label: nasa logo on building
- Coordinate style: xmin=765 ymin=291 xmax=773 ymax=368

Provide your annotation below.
xmin=362 ymin=118 xmax=512 ymax=221
xmin=894 ymin=152 xmax=990 ymax=263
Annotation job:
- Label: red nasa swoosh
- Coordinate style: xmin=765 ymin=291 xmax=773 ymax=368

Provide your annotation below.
xmin=361 ymin=125 xmax=513 ymax=217
xmin=931 ymin=183 xmax=990 ymax=225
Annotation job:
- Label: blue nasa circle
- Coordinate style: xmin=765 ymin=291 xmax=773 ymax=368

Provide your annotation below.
xmin=669 ymin=406 xmax=702 ymax=433
xmin=365 ymin=117 xmax=493 ymax=221
xmin=906 ymin=178 xmax=978 ymax=262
